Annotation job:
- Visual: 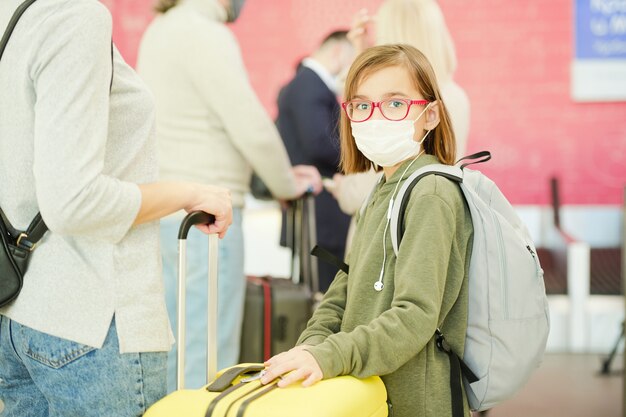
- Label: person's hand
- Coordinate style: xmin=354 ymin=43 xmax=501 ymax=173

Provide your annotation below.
xmin=261 ymin=345 xmax=322 ymax=388
xmin=327 ymin=173 xmax=344 ymax=200
xmin=292 ymin=165 xmax=323 ymax=196
xmin=185 ymin=184 xmax=232 ymax=238
xmin=348 ymin=8 xmax=374 ymax=54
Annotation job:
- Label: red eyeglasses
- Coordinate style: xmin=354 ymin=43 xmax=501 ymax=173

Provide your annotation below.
xmin=342 ymin=98 xmax=430 ymax=122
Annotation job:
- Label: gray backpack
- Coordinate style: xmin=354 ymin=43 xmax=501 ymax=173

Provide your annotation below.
xmin=366 ymin=152 xmax=550 ymax=414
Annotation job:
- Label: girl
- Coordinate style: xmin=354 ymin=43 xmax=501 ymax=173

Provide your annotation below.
xmin=261 ymin=44 xmax=474 ymax=417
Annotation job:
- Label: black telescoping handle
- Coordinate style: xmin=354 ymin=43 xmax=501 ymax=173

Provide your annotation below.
xmin=178 ymin=211 xmax=216 ymax=240
xmin=176 ymin=210 xmax=219 ymax=390
xmin=287 ymin=192 xmax=318 ymax=292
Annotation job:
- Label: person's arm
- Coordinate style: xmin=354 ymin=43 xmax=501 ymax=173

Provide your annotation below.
xmin=347 ymin=8 xmax=374 ymax=54
xmin=296 ymin=269 xmax=348 ymax=347
xmin=331 ymin=170 xmax=380 ymax=215
xmin=32 ymin=2 xmax=139 ymax=243
xmin=31 ymin=4 xmax=231 ymax=242
xmin=189 ymin=26 xmax=302 ymax=200
xmin=263 ymin=185 xmax=464 ymax=385
xmin=134 ymin=182 xmax=231 ymax=237
xmin=261 ymin=267 xmax=348 ymax=388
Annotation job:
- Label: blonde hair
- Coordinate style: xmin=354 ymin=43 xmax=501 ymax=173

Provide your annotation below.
xmin=154 ymin=0 xmax=179 ymax=13
xmin=340 ymin=44 xmax=456 ymax=174
xmin=376 ymin=0 xmax=457 ymax=83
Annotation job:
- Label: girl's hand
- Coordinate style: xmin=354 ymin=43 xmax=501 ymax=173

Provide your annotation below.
xmin=260 ymin=345 xmax=323 ymax=388
xmin=185 ymin=184 xmax=232 ymax=238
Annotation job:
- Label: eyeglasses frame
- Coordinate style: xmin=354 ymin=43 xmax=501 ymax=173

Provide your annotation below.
xmin=341 ymin=98 xmax=430 ymax=123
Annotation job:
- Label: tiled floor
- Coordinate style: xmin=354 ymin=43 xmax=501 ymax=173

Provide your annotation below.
xmin=482 ymin=353 xmax=622 ymax=417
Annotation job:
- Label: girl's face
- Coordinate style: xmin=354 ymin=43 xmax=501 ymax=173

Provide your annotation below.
xmin=354 ymin=65 xmax=431 ymax=142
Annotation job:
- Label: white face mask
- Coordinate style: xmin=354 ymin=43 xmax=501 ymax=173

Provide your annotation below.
xmin=351 ymin=104 xmax=431 ymax=167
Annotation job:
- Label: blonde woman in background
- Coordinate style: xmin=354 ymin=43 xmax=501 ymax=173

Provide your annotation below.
xmin=376 ymin=0 xmax=470 ymax=155
xmin=329 ymin=0 xmax=471 ymax=250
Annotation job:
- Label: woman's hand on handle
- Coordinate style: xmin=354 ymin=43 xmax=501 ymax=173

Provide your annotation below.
xmin=135 ymin=181 xmax=232 ymax=238
xmin=184 ymin=184 xmax=232 ymax=238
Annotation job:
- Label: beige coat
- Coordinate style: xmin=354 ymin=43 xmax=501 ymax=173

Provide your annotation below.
xmin=137 ymin=0 xmax=298 ymax=207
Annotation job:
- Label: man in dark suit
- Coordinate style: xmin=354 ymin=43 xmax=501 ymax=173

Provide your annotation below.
xmin=276 ymin=30 xmax=355 ymax=292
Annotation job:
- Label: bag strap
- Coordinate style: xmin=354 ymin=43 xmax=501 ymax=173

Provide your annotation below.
xmin=389 ymin=151 xmax=492 ymax=256
xmin=389 ymin=164 xmax=463 ymax=257
xmin=436 ymin=329 xmax=479 ymax=417
xmin=386 ymin=155 xmax=491 ymax=414
xmin=0 ymin=1 xmax=115 ymax=249
xmin=0 ymin=203 xmax=47 ymax=251
xmin=311 ymin=244 xmax=349 ymax=274
xmin=456 ymin=150 xmax=491 ymax=169
xmin=388 ymin=166 xmax=481 ymax=386
xmin=235 ymin=383 xmax=280 ymax=417
xmin=386 ymin=165 xmax=474 ymax=416
xmin=0 ymin=0 xmax=37 ymax=61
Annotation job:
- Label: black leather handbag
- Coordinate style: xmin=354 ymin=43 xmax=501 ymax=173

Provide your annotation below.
xmin=0 ymin=0 xmax=47 ymax=307
xmin=0 ymin=210 xmax=46 ymax=307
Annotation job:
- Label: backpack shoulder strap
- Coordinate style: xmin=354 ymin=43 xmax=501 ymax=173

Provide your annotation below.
xmin=389 ymin=164 xmax=463 ymax=256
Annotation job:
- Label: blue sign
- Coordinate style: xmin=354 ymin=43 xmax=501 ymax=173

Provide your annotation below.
xmin=575 ymin=0 xmax=626 ymax=59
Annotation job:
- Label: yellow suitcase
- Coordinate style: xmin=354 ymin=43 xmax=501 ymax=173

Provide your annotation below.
xmin=144 ymin=212 xmax=388 ymax=417
xmin=144 ymin=363 xmax=388 ymax=417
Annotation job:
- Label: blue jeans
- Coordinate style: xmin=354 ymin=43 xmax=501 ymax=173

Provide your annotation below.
xmin=160 ymin=208 xmax=245 ymax=392
xmin=0 ymin=315 xmax=166 ymax=417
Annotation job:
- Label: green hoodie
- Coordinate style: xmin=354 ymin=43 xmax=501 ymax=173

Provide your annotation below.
xmin=298 ymin=154 xmax=473 ymax=417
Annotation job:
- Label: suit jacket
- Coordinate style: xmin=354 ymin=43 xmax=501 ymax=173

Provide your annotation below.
xmin=276 ymin=65 xmax=350 ymax=259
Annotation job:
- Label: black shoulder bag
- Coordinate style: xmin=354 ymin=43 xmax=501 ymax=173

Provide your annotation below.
xmin=0 ymin=0 xmax=48 ymax=307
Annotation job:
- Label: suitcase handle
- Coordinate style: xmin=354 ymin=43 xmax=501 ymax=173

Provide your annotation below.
xmin=178 ymin=211 xmax=216 ymax=239
xmin=286 ymin=194 xmax=319 ymax=293
xmin=177 ymin=211 xmax=219 ymax=390
xmin=206 ymin=364 xmax=265 ymax=392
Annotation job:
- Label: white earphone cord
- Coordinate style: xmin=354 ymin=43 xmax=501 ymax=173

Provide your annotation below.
xmin=374 ymin=144 xmax=428 ymax=292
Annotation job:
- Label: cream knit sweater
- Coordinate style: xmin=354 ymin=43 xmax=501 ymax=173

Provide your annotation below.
xmin=137 ymin=0 xmax=298 ymax=207
xmin=0 ymin=0 xmax=172 ymax=352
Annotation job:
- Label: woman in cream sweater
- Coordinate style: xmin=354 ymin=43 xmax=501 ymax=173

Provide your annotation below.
xmin=0 ymin=0 xmax=232 ymax=415
xmin=137 ymin=0 xmax=321 ymax=391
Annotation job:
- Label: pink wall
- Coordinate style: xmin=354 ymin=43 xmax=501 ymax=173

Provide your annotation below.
xmin=106 ymin=0 xmax=626 ymax=205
